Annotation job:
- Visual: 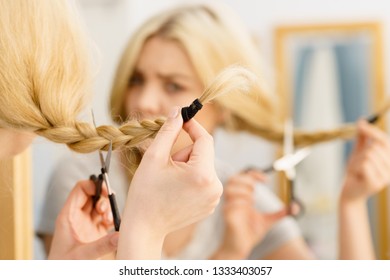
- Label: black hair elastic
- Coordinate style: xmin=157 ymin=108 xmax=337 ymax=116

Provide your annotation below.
xmin=366 ymin=113 xmax=379 ymax=124
xmin=181 ymin=99 xmax=203 ymax=122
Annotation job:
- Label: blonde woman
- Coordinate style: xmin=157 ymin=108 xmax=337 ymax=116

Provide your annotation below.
xmin=40 ymin=3 xmax=310 ymax=259
xmin=40 ymin=3 xmax=390 ymax=259
xmin=0 ymin=0 xmax=224 ymax=260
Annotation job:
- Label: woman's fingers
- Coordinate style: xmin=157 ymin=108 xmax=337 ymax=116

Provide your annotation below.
xmin=358 ymin=120 xmax=389 ymax=147
xmin=171 ymin=144 xmax=193 ymax=162
xmin=145 ymin=107 xmax=183 ymax=163
xmin=182 ymin=118 xmax=214 ymax=170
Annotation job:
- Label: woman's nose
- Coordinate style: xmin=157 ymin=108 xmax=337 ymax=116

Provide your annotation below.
xmin=135 ymin=85 xmax=163 ymax=117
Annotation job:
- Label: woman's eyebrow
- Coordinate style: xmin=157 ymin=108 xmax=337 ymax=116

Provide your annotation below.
xmin=157 ymin=72 xmax=192 ymax=81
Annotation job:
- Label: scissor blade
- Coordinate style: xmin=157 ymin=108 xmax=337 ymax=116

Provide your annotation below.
xmin=273 ymin=147 xmax=311 ymax=172
xmin=283 ymin=119 xmax=294 ymax=156
xmin=105 ymin=141 xmax=112 ymax=173
xmin=91 ymin=109 xmax=106 ymax=170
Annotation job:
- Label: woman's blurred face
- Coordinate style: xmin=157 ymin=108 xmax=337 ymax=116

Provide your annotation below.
xmin=126 ymin=36 xmax=221 ymax=152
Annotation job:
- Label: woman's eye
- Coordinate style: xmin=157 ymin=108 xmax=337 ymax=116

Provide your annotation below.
xmin=128 ymin=75 xmax=143 ymax=87
xmin=165 ymin=82 xmax=183 ymax=93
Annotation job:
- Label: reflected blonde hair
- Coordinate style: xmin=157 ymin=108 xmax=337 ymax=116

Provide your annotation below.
xmin=109 ymin=3 xmax=379 ymax=151
xmin=110 ymin=3 xmax=279 ymax=131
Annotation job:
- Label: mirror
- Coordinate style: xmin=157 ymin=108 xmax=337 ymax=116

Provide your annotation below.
xmin=0 ymin=149 xmax=32 ymax=259
xmin=274 ymin=22 xmax=388 ymax=259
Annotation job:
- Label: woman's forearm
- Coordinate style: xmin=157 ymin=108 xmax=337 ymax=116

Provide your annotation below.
xmin=116 ymin=199 xmax=166 ymax=260
xmin=209 ymin=247 xmax=247 ymax=260
xmin=338 ymin=197 xmax=375 ymax=260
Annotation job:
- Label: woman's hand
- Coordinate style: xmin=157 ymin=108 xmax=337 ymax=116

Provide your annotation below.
xmin=339 ymin=120 xmax=390 ymax=259
xmin=48 ymin=180 xmax=118 ymax=259
xmin=341 ymin=120 xmax=390 ymax=203
xmin=212 ymin=170 xmax=288 ymax=259
xmin=117 ymin=107 xmax=223 ymax=259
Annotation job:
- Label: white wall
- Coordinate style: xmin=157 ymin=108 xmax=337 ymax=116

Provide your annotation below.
xmin=33 ymin=0 xmax=390 ymax=258
xmin=222 ymin=0 xmax=390 ymax=94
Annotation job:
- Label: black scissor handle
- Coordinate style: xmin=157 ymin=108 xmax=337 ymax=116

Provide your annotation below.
xmin=287 ymin=179 xmax=305 ymax=218
xmin=90 ymin=174 xmax=103 ymax=207
xmin=109 ymin=193 xmax=121 ymax=231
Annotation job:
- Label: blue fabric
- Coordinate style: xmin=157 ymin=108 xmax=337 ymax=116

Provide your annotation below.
xmin=292 ymin=39 xmax=371 ymax=160
xmin=334 ymin=38 xmax=371 ymax=160
xmin=293 ymin=46 xmax=314 ymax=125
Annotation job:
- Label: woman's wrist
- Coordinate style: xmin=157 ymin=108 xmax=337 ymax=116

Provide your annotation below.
xmin=116 ymin=201 xmax=166 ymax=259
xmin=210 ymin=244 xmax=248 ymax=260
xmin=116 ymin=216 xmax=166 ymax=259
xmin=339 ymin=190 xmax=367 ymax=212
xmin=339 ymin=176 xmax=367 ymax=205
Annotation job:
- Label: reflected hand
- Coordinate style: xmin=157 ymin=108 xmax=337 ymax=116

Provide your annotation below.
xmin=215 ymin=170 xmax=288 ymax=259
xmin=342 ymin=120 xmax=390 ymax=203
xmin=48 ymin=180 xmax=118 ymax=259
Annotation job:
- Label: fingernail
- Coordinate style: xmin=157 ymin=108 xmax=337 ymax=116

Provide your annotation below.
xmin=100 ymin=201 xmax=107 ymax=212
xmin=169 ymin=107 xmax=179 ymax=119
xmin=107 ymin=211 xmax=113 ymax=222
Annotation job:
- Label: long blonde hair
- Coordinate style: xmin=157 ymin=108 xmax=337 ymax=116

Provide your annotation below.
xmin=0 ymin=1 xmax=385 ymax=169
xmin=0 ymin=0 xmax=92 ymax=132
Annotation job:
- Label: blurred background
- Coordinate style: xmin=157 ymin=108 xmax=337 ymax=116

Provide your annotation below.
xmin=32 ymin=0 xmax=390 ymax=259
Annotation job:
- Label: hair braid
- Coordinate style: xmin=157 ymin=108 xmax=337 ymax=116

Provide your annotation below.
xmin=35 ymin=66 xmax=388 ymax=157
xmin=35 ymin=118 xmax=165 ymax=153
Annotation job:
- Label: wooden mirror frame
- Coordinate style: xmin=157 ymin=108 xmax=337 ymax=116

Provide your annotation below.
xmin=274 ymin=22 xmax=388 ymax=259
xmin=0 ymin=148 xmax=32 ymax=259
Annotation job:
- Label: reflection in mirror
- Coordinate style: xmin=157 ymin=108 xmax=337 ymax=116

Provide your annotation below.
xmin=275 ymin=23 xmax=388 ymax=259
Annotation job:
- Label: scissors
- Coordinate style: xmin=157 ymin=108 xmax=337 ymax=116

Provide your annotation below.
xmin=90 ymin=112 xmax=121 ymax=231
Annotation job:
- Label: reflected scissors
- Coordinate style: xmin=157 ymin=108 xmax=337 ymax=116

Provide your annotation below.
xmin=244 ymin=119 xmax=310 ymax=217
xmin=282 ymin=119 xmax=306 ymax=217
xmin=244 ymin=147 xmax=311 ymax=174
xmin=90 ymin=112 xmax=121 ymax=231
